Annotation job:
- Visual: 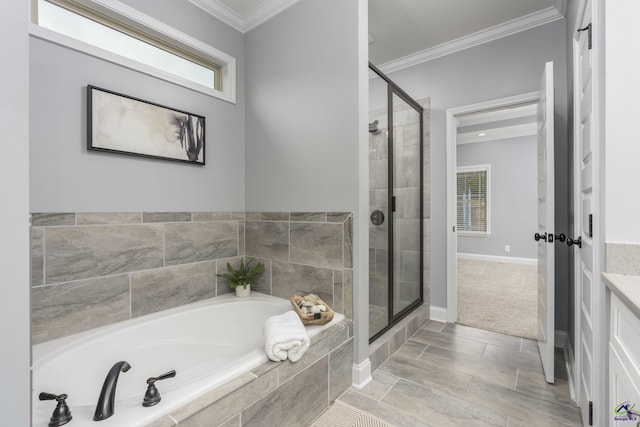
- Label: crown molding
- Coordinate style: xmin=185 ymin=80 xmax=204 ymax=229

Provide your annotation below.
xmin=188 ymin=0 xmax=244 ymax=31
xmin=188 ymin=0 xmax=299 ymax=33
xmin=243 ymin=0 xmax=299 ymax=31
xmin=556 ymin=0 xmax=568 ymax=17
xmin=375 ymin=6 xmax=564 ymax=75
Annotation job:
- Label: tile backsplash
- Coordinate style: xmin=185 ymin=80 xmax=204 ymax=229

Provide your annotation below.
xmin=31 ymin=211 xmax=353 ymax=344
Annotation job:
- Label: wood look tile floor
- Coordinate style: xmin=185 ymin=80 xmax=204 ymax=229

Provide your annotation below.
xmin=336 ymin=322 xmax=583 ymax=427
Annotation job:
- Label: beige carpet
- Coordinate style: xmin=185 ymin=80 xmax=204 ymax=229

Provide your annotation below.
xmin=457 ymin=258 xmax=537 ymax=340
xmin=310 ymin=401 xmax=394 ymax=427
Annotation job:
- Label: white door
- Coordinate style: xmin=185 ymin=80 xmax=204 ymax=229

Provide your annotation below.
xmin=536 ymin=61 xmax=555 ymax=384
xmin=573 ymin=1 xmax=597 ymax=424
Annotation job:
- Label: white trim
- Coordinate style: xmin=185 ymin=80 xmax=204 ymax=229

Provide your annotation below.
xmin=457 ymin=253 xmax=538 ymax=266
xmin=354 ymin=0 xmax=371 ymax=381
xmin=376 ymin=7 xmax=564 ymax=75
xmin=188 ymin=0 xmax=300 ymax=33
xmin=457 ymin=123 xmax=537 ymax=145
xmin=446 ymin=92 xmax=540 ymax=326
xmin=32 ymin=0 xmax=237 ymax=103
xmin=457 ymin=232 xmax=491 ymax=238
xmin=188 ymin=0 xmax=244 ymax=31
xmin=457 ymin=103 xmax=536 ymax=128
xmin=430 ymin=306 xmax=448 ymax=323
xmin=594 ymin=0 xmax=606 ymax=421
xmin=571 ymin=0 xmax=606 ymax=423
xmin=351 ymin=359 xmax=372 ymax=389
xmin=446 ymin=110 xmax=459 ymax=324
xmin=571 ymin=11 xmax=584 ymax=417
xmin=556 ymin=0 xmax=568 ymax=17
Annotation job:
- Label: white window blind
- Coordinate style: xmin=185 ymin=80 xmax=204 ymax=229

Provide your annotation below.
xmin=456 ymin=165 xmax=490 ymax=235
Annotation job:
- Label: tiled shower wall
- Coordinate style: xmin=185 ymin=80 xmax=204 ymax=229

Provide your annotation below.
xmin=369 ymin=98 xmax=431 ymax=335
xmin=30 ymin=211 xmax=353 ymax=344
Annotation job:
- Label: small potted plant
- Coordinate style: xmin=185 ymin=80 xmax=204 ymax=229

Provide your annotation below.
xmin=216 ymin=258 xmax=265 ymax=297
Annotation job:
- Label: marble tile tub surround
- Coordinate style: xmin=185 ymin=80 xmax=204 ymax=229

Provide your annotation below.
xmin=244 ymin=211 xmax=354 ymax=319
xmin=31 ymin=211 xmax=353 ymax=344
xmin=606 ymin=242 xmax=640 ymax=275
xmin=153 ymin=318 xmax=353 ymax=427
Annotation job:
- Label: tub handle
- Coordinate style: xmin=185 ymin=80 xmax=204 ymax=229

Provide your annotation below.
xmin=39 ymin=392 xmax=72 ymax=427
xmin=143 ymin=370 xmax=176 ymax=407
xmin=149 ymin=370 xmax=176 ymax=383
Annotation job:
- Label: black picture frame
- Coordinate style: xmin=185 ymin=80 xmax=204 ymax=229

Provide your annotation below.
xmin=87 ymin=85 xmax=205 ymax=165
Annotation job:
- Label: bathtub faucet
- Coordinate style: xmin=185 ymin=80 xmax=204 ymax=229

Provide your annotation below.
xmin=93 ymin=361 xmax=131 ymax=421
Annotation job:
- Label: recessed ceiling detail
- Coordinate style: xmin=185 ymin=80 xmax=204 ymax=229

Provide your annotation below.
xmin=188 ymin=0 xmax=299 ymax=32
xmin=191 ymin=0 xmax=565 ymax=71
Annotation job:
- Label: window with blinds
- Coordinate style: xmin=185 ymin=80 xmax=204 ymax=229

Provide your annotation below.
xmin=456 ymin=165 xmax=490 ymax=235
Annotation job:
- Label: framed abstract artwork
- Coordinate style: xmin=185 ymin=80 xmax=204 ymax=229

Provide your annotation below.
xmin=87 ymin=85 xmax=205 ymax=165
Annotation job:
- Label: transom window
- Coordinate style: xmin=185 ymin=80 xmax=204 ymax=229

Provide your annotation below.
xmin=456 ymin=165 xmax=490 ymax=236
xmin=30 ymin=0 xmax=236 ymax=102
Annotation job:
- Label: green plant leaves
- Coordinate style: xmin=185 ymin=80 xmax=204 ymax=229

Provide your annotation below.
xmin=216 ymin=258 xmax=265 ymax=289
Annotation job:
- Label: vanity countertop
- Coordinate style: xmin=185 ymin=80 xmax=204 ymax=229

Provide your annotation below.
xmin=603 ymin=273 xmax=640 ymax=319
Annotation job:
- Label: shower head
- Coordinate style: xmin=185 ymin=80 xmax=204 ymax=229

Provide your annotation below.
xmin=369 ymin=120 xmax=379 ymax=134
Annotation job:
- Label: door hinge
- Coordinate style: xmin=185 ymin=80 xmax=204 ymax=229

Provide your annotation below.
xmin=589 ymin=214 xmax=593 ymax=238
xmin=589 ymin=401 xmax=593 ymax=425
xmin=391 ymin=196 xmax=396 ymax=212
xmin=578 ymin=23 xmax=592 ymax=50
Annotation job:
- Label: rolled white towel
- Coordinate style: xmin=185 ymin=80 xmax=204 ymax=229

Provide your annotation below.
xmin=263 ymin=311 xmax=310 ymax=362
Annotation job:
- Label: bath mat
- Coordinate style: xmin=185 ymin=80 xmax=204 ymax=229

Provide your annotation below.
xmin=309 ymin=401 xmax=394 ymax=427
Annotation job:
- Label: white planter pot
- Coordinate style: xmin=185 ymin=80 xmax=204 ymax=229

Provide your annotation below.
xmin=235 ymin=284 xmax=250 ymax=297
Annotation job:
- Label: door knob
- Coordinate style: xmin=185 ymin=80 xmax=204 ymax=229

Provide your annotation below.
xmin=566 ymin=236 xmax=582 ymax=248
xmin=555 ymin=233 xmax=566 ymax=243
xmin=534 ymin=232 xmax=547 ymax=242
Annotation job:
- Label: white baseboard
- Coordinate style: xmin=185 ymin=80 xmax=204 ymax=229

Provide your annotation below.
xmin=352 ymin=359 xmax=372 ymax=389
xmin=457 ymin=252 xmax=537 ymax=266
xmin=430 ymin=306 xmax=448 ymax=323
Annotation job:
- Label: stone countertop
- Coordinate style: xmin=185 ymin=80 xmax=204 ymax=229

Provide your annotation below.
xmin=603 ymin=273 xmax=640 ymax=319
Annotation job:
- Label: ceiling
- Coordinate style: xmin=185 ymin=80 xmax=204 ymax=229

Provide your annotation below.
xmin=193 ymin=0 xmax=565 ymax=70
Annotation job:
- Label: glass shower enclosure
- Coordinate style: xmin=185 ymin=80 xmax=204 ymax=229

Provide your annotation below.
xmin=369 ymin=63 xmax=424 ymax=341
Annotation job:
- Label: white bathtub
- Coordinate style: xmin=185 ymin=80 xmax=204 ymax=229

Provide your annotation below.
xmin=32 ymin=292 xmax=344 ymax=427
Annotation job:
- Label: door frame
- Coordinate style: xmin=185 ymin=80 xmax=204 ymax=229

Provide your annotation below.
xmin=571 ymin=0 xmax=606 ymax=423
xmin=445 ymin=91 xmax=539 ymax=323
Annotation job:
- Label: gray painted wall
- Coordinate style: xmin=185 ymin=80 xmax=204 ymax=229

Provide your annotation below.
xmin=373 ymin=20 xmax=571 ymax=332
xmin=244 ymin=0 xmax=360 ymax=213
xmin=244 ymin=0 xmax=365 ymax=365
xmin=457 ymin=136 xmax=537 ymax=259
xmin=0 ymin=1 xmax=31 ymax=424
xmin=30 ymin=0 xmax=246 ymax=212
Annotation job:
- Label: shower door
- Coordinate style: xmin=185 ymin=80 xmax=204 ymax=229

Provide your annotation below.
xmin=369 ymin=64 xmax=423 ymax=341
xmin=391 ymin=92 xmax=422 ymax=317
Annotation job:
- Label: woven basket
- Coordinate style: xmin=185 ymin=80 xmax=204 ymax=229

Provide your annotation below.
xmin=290 ymin=294 xmax=334 ymax=325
